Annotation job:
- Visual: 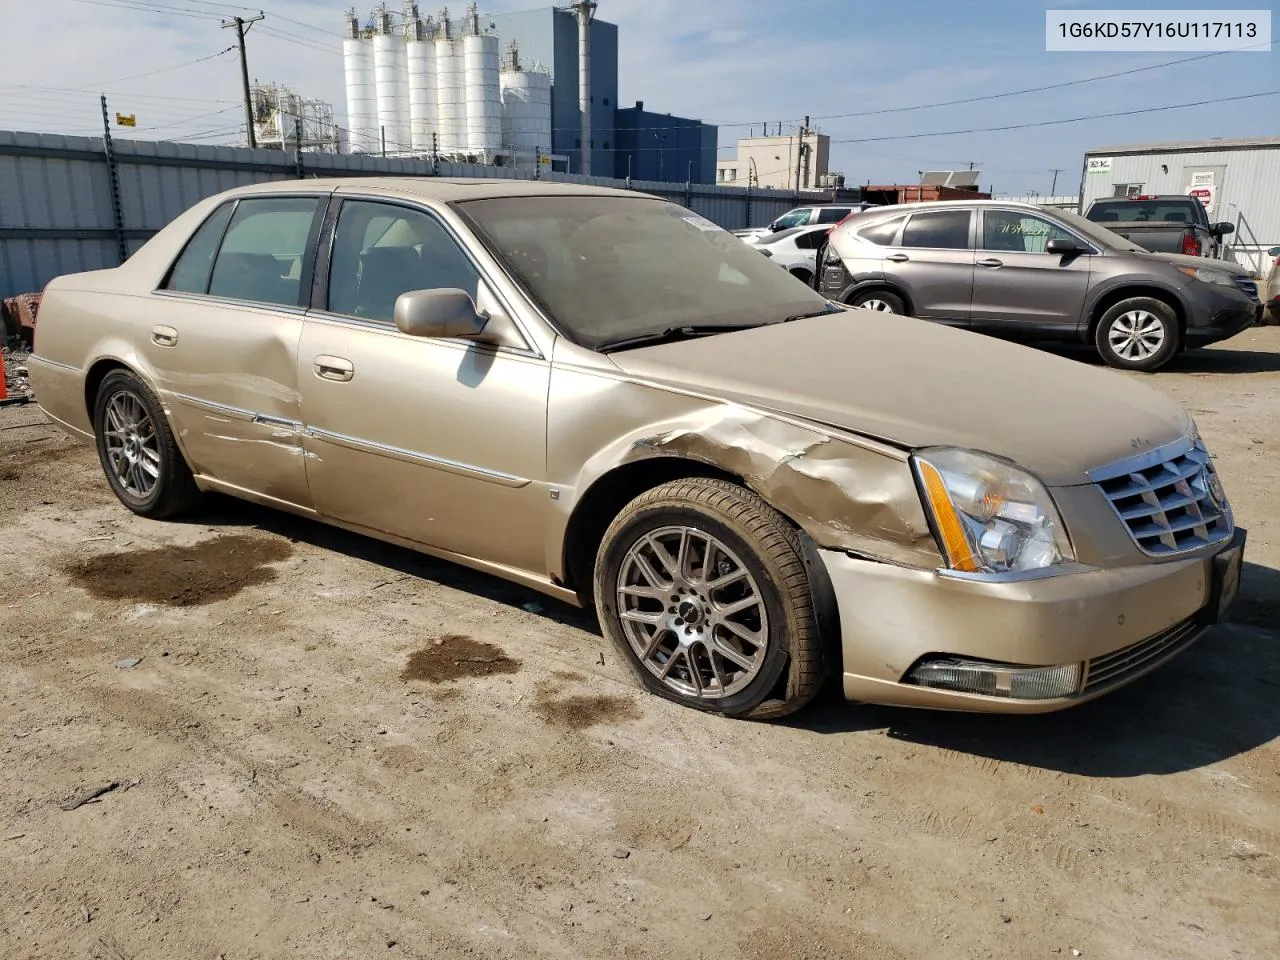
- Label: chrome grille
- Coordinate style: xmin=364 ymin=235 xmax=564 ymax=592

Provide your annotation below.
xmin=1233 ymin=276 xmax=1259 ymax=300
xmin=1084 ymin=618 xmax=1202 ymax=692
xmin=1090 ymin=437 xmax=1233 ymax=557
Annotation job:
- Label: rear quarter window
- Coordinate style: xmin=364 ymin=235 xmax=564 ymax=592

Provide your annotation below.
xmin=857 ymin=217 xmax=906 ymax=246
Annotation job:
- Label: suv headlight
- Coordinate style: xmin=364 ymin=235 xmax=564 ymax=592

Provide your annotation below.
xmin=913 ymin=448 xmax=1074 ymax=574
xmin=1177 ymin=266 xmax=1235 ymax=287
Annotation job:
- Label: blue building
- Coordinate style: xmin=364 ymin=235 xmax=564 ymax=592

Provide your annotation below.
xmin=614 ymin=102 xmax=717 ymax=184
xmin=484 ymin=7 xmax=715 ymax=183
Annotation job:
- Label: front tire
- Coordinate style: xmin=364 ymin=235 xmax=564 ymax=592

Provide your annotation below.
xmin=1094 ymin=297 xmax=1179 ymax=372
xmin=93 ymin=369 xmax=201 ymax=518
xmin=593 ymin=478 xmax=825 ymax=720
xmin=847 ymin=290 xmax=905 ymax=315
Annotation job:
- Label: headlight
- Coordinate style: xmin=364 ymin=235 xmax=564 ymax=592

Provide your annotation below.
xmin=1176 ymin=266 xmax=1235 ymax=287
xmin=913 ymin=448 xmax=1073 ymax=574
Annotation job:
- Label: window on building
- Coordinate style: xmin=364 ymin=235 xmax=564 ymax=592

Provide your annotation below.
xmin=576 ymin=138 xmax=581 ymax=148
xmin=603 ymin=98 xmax=610 ymax=106
xmin=206 ymin=197 xmax=320 ymax=306
xmin=1112 ymin=183 xmax=1144 ymax=198
xmin=604 ymin=142 xmax=609 ymax=150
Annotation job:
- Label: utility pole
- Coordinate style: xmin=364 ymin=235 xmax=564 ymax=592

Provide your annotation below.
xmin=794 ymin=115 xmax=810 ymax=193
xmin=222 ymin=13 xmax=264 ymax=149
xmin=1050 ymin=168 xmax=1063 ymax=195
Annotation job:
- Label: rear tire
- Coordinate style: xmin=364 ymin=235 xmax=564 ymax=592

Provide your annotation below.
xmin=93 ymin=369 xmax=201 ymax=518
xmin=847 ymin=290 xmax=905 ymax=315
xmin=1094 ymin=297 xmax=1179 ymax=372
xmin=594 ymin=479 xmax=825 ymax=721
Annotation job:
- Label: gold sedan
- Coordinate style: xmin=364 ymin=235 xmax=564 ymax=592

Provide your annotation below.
xmin=28 ymin=178 xmax=1246 ymax=719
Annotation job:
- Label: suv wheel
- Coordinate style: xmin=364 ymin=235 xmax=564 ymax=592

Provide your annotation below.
xmin=848 ymin=290 xmax=905 ymax=315
xmin=593 ymin=478 xmax=825 ymax=720
xmin=1094 ymin=297 xmax=1179 ymax=372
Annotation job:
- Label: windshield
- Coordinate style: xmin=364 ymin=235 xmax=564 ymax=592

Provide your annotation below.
xmin=771 ymin=209 xmax=811 ymax=229
xmin=457 ymin=195 xmax=834 ymax=349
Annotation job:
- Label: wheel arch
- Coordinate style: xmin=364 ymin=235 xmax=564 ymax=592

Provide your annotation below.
xmin=839 ymin=279 xmax=913 ymax=314
xmin=561 ymin=456 xmax=744 ymax=603
xmin=1086 ymin=285 xmax=1186 ymax=345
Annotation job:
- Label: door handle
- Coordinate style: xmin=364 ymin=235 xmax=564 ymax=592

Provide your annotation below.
xmin=885 ymin=253 xmax=910 ymax=263
xmin=977 ymin=258 xmax=1004 ymax=268
xmin=313 ymin=355 xmax=354 ymax=382
xmin=151 ymin=325 xmax=178 ymax=347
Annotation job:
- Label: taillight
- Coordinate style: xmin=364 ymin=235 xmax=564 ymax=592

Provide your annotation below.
xmin=1181 ymin=233 xmax=1201 ymax=257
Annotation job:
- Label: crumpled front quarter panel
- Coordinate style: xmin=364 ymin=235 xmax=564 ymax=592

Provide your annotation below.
xmin=544 ymin=355 xmax=942 ymax=579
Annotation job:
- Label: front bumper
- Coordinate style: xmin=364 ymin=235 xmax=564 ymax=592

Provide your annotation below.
xmin=820 ymin=528 xmax=1245 ymax=714
xmin=1184 ymin=288 xmax=1261 ymax=346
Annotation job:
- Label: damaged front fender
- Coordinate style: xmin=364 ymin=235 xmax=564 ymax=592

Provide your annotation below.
xmin=551 ymin=382 xmax=943 ymax=575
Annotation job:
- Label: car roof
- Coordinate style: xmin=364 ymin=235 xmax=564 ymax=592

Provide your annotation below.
xmin=853 ymin=199 xmax=1059 ymax=215
xmin=216 ymin=176 xmax=648 ymax=204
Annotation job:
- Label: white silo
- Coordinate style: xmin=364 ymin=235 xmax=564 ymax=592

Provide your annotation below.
xmin=372 ymin=6 xmax=410 ymax=154
xmin=434 ymin=23 xmax=464 ymax=155
xmin=343 ymin=10 xmax=376 ymax=154
xmin=463 ymin=33 xmax=502 ymax=156
xmin=406 ymin=8 xmax=437 ymax=153
xmin=500 ymin=47 xmax=553 ymax=157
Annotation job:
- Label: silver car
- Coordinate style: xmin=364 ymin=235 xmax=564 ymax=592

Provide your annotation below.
xmin=818 ymin=200 xmax=1262 ymax=372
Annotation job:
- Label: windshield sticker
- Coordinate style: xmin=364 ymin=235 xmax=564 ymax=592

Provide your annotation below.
xmin=683 ymin=215 xmax=721 ymax=232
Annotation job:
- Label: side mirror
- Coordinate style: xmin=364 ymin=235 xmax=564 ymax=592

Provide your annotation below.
xmin=1213 ymin=222 xmax=1235 ymax=236
xmin=394 ymin=288 xmax=488 ymax=340
xmin=1045 ymin=238 xmax=1084 ymax=255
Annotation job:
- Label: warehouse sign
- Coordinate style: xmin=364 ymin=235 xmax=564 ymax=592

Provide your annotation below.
xmin=115 ymin=113 xmax=136 ymax=127
xmin=1086 ymin=157 xmax=1112 ymax=175
xmin=1186 ymin=171 xmax=1216 ymax=212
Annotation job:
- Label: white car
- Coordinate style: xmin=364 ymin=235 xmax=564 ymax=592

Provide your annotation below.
xmin=753 ymin=223 xmax=833 ymax=286
xmin=733 ymin=203 xmax=874 ymax=243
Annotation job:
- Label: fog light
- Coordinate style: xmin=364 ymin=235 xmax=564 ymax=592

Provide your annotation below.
xmin=907 ymin=658 xmax=1082 ymax=700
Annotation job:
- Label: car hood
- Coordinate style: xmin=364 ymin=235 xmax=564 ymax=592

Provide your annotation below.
xmin=1124 ymin=248 xmax=1249 ymax=274
xmin=606 ymin=311 xmax=1192 ymax=487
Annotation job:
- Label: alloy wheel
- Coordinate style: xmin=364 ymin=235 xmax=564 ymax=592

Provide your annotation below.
xmin=858 ymin=298 xmax=896 ymax=313
xmin=615 ymin=525 xmax=770 ymax=700
xmin=1108 ymin=310 xmax=1166 ymax=361
xmin=102 ymin=391 xmax=161 ymax=498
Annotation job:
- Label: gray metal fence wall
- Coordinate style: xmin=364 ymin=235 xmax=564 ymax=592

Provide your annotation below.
xmin=0 ymin=130 xmax=830 ymax=300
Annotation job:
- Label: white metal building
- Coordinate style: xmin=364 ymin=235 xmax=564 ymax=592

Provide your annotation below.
xmin=1079 ymin=135 xmax=1280 ymax=275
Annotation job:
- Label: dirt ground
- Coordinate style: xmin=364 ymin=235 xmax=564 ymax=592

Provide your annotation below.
xmin=2 ymin=330 xmax=1278 ymax=960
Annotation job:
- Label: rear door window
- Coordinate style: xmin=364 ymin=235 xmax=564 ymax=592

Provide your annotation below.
xmin=164 ymin=202 xmax=234 ymax=294
xmin=901 ymin=210 xmax=972 ymax=250
xmin=207 ymin=197 xmax=321 ymax=307
xmin=816 ymin=207 xmax=850 ymax=224
xmin=857 ymin=217 xmax=906 ymax=246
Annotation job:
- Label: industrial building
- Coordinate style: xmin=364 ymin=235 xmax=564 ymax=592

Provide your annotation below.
xmin=613 ymin=102 xmax=717 ymax=183
xmin=341 ymin=2 xmax=716 ymax=182
xmin=250 ymin=83 xmax=341 ymax=153
xmin=717 ymin=129 xmax=831 ymax=191
xmin=1080 ymin=135 xmax=1280 ymax=274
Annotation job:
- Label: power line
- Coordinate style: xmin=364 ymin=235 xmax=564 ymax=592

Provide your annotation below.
xmin=826 ymin=89 xmax=1280 ymax=145
xmin=809 ymin=36 xmax=1276 ymax=123
xmin=69 ymin=0 xmax=224 ymax=20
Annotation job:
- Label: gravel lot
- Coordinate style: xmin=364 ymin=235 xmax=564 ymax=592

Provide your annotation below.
xmin=2 ymin=330 xmax=1278 ymax=960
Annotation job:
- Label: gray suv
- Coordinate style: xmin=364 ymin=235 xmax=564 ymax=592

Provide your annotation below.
xmin=818 ymin=200 xmax=1263 ymax=371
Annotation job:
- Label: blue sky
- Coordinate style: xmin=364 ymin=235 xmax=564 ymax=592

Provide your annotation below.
xmin=3 ymin=0 xmax=1276 ymax=194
